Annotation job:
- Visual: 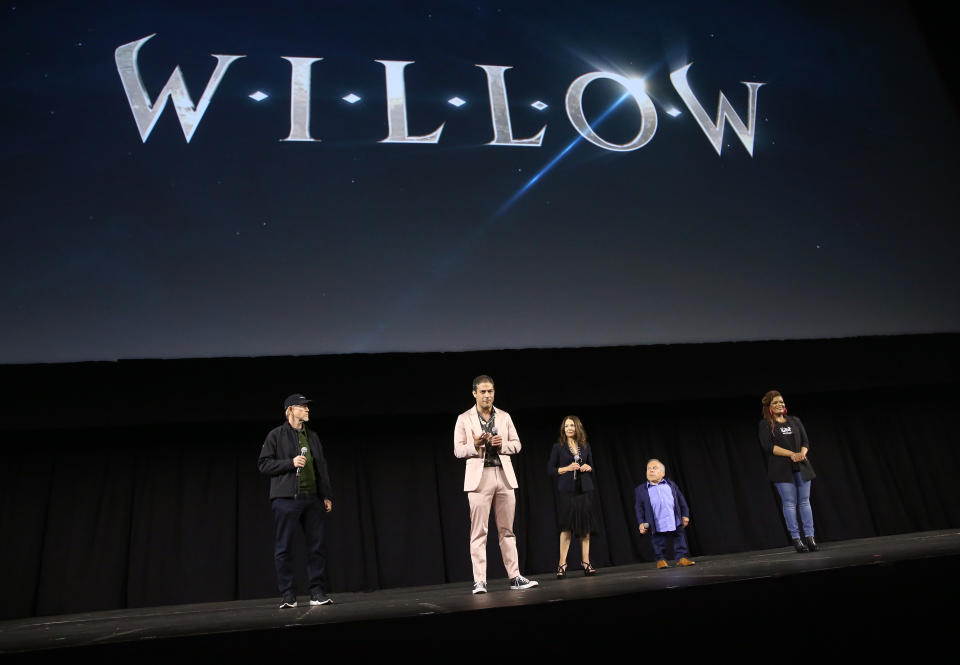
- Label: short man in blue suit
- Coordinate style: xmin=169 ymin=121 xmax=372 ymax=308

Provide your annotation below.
xmin=635 ymin=459 xmax=695 ymax=569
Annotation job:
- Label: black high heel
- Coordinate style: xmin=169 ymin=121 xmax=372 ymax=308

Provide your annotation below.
xmin=581 ymin=561 xmax=597 ymax=576
xmin=556 ymin=563 xmax=568 ymax=579
xmin=793 ymin=538 xmax=810 ymax=553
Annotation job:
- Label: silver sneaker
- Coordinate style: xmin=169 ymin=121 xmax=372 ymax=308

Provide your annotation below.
xmin=472 ymin=581 xmax=487 ymax=594
xmin=509 ymin=575 xmax=539 ymax=590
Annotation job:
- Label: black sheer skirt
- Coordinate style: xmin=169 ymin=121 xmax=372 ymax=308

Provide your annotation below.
xmin=557 ymin=484 xmax=599 ymax=538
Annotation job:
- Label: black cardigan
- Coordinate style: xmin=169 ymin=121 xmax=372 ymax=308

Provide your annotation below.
xmin=547 ymin=442 xmax=596 ymax=493
xmin=757 ymin=415 xmax=816 ymax=483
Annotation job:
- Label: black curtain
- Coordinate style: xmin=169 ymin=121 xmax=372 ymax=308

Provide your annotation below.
xmin=2 ymin=335 xmax=958 ymax=619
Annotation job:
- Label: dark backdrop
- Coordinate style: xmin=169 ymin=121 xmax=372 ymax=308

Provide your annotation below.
xmin=2 ymin=333 xmax=959 ymax=619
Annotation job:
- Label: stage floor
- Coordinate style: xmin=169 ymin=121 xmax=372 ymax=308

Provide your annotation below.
xmin=3 ymin=529 xmax=959 ymax=655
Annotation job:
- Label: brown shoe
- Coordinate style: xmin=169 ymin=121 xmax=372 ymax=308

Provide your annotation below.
xmin=656 ymin=559 xmax=669 ymax=569
xmin=676 ymin=557 xmax=696 ymax=567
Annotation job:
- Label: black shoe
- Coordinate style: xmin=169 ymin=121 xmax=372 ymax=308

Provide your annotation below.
xmin=804 ymin=536 xmax=820 ymax=552
xmin=279 ymin=592 xmax=297 ymax=609
xmin=556 ymin=563 xmax=567 ymax=579
xmin=510 ymin=575 xmax=539 ymax=590
xmin=581 ymin=561 xmax=597 ymax=576
xmin=310 ymin=593 xmax=333 ymax=605
xmin=793 ymin=538 xmax=810 ymax=553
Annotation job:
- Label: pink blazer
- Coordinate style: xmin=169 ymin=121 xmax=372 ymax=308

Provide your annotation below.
xmin=454 ymin=406 xmax=522 ymax=491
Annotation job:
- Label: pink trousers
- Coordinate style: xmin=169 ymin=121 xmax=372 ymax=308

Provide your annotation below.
xmin=468 ymin=466 xmax=519 ymax=583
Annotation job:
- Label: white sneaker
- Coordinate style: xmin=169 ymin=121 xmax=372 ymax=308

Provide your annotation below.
xmin=510 ymin=575 xmax=539 ymax=590
xmin=472 ymin=581 xmax=487 ymax=594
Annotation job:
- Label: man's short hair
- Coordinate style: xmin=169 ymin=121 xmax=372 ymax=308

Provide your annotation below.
xmin=472 ymin=375 xmax=495 ymax=392
xmin=646 ymin=458 xmax=665 ymax=470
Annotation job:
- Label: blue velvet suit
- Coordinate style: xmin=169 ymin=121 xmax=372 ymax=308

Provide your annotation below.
xmin=634 ymin=478 xmax=691 ymax=561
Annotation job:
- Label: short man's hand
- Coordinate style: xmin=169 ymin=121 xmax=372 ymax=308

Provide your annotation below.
xmin=324 ymin=499 xmax=333 ymax=513
xmin=638 ymin=523 xmax=648 ymax=534
xmin=682 ymin=516 xmax=690 ymax=527
xmin=293 ymin=455 xmax=307 ymax=468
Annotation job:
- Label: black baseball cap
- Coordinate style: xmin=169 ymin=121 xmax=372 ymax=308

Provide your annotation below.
xmin=283 ymin=394 xmax=312 ymax=409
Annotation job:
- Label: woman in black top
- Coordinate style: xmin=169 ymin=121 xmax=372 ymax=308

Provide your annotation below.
xmin=547 ymin=415 xmax=598 ymax=577
xmin=758 ymin=390 xmax=819 ymax=552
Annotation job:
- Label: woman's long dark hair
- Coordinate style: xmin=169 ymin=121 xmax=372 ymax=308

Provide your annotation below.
xmin=760 ymin=390 xmax=785 ymax=433
xmin=558 ymin=415 xmax=588 ymax=450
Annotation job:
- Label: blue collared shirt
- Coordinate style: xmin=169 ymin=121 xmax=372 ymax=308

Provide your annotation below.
xmin=647 ymin=480 xmax=676 ymax=533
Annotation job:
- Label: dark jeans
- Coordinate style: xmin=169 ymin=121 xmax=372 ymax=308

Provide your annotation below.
xmin=651 ymin=528 xmax=690 ymax=561
xmin=271 ymin=495 xmax=328 ymax=595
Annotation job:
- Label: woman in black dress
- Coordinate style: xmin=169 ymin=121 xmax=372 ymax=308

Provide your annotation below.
xmin=547 ymin=415 xmax=598 ymax=577
xmin=759 ymin=390 xmax=819 ymax=552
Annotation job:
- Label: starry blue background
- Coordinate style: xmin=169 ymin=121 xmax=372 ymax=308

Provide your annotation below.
xmin=1 ymin=0 xmax=958 ymax=363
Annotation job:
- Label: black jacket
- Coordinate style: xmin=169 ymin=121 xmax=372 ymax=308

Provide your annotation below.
xmin=758 ymin=415 xmax=816 ymax=483
xmin=547 ymin=442 xmax=596 ymax=493
xmin=258 ymin=422 xmax=333 ymax=500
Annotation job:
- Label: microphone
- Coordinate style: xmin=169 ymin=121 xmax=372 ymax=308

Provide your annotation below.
xmin=573 ymin=451 xmax=582 ymax=480
xmin=296 ymin=446 xmax=308 ymax=476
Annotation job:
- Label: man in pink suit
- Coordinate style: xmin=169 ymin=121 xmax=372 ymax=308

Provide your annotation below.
xmin=454 ymin=375 xmax=540 ymax=594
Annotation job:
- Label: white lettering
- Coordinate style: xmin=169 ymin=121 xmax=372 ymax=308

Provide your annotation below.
xmin=669 ymin=63 xmax=764 ymax=156
xmin=376 ymin=60 xmax=444 ymax=144
xmin=477 ymin=64 xmax=545 ymax=147
xmin=564 ymin=71 xmax=657 ymax=152
xmin=281 ymin=57 xmax=324 ymax=142
xmin=114 ymin=34 xmax=244 ymax=143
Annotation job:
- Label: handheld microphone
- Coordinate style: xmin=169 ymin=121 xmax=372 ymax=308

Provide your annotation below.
xmin=573 ymin=451 xmax=582 ymax=480
xmin=296 ymin=446 xmax=308 ymax=476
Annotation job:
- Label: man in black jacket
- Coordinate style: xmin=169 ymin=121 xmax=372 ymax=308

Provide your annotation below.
xmin=258 ymin=393 xmax=334 ymax=608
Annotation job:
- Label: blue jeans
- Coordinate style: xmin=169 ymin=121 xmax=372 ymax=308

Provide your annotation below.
xmin=774 ymin=471 xmax=814 ymax=539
